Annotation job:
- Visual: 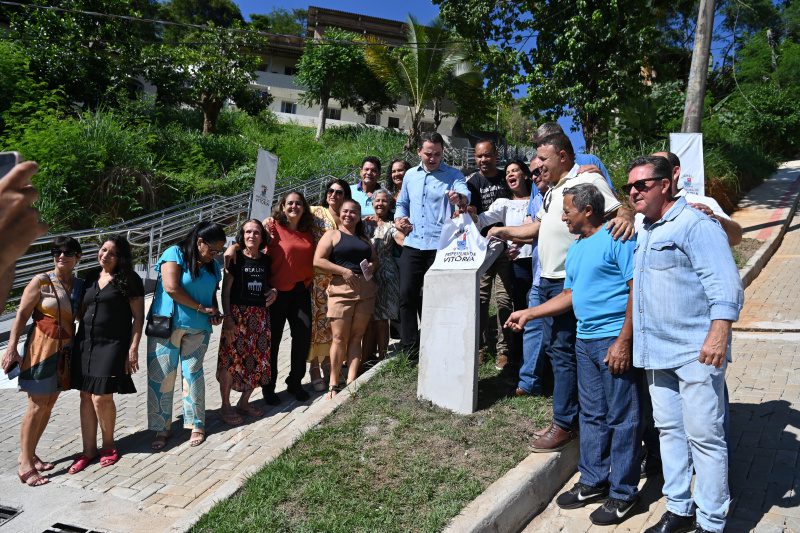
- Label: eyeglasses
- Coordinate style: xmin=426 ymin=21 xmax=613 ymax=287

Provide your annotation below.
xmin=51 ymin=249 xmax=77 ymax=258
xmin=531 ymin=167 xmax=542 ymax=177
xmin=622 ymin=177 xmax=662 ymax=195
xmin=327 ymin=188 xmax=345 ymax=197
xmin=208 ymin=248 xmax=223 ymax=256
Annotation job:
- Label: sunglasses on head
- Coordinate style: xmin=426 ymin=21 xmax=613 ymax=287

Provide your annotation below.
xmin=622 ymin=177 xmax=663 ymax=195
xmin=51 ymin=249 xmax=77 ymax=258
xmin=327 ymin=188 xmax=345 ymax=197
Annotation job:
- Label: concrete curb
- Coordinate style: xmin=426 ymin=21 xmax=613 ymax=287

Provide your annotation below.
xmin=443 ymin=441 xmax=579 ymax=533
xmin=738 ymin=182 xmax=800 ymax=290
xmin=167 ymin=357 xmax=390 ymax=532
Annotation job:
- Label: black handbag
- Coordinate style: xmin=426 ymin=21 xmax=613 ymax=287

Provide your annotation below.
xmin=146 ymin=274 xmax=174 ymax=339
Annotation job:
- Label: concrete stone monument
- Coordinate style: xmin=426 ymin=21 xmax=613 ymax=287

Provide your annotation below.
xmin=417 ymin=242 xmax=504 ymax=414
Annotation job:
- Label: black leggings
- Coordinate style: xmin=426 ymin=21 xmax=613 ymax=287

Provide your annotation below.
xmin=268 ymin=282 xmax=312 ymax=391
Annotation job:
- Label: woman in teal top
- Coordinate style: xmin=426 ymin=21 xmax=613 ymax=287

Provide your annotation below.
xmin=147 ymin=221 xmax=225 ymax=450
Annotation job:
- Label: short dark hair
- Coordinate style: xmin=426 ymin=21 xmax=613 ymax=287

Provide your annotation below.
xmin=663 ymin=151 xmax=681 ymax=169
xmin=319 ymin=178 xmax=352 ymax=207
xmin=563 ymin=183 xmax=604 ymax=219
xmin=272 ymin=190 xmax=314 ymax=233
xmin=418 ymin=132 xmax=445 ymax=149
xmin=626 ymin=155 xmax=672 ymax=181
xmin=361 ymin=156 xmax=381 ymax=173
xmin=537 ymin=133 xmax=575 ymax=160
xmin=474 ymin=138 xmax=497 ymax=152
xmin=52 ymin=236 xmax=82 ymax=256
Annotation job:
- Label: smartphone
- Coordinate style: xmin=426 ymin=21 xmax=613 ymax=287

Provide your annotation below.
xmin=0 ymin=151 xmax=21 ymax=178
xmin=6 ymin=361 xmax=20 ymax=380
xmin=359 ymin=259 xmax=372 ymax=281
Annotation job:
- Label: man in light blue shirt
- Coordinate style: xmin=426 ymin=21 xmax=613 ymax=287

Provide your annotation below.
xmin=627 ymin=156 xmax=743 ymax=533
xmin=506 ymin=183 xmax=641 ymax=526
xmin=394 ymin=132 xmax=470 ymax=353
xmin=349 ymin=156 xmax=381 ymax=217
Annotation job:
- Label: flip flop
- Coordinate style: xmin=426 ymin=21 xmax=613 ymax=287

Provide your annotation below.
xmin=32 ymin=455 xmax=54 ymax=471
xmin=189 ymin=430 xmax=205 ymax=447
xmin=18 ymin=468 xmax=49 ymax=487
xmin=68 ymin=454 xmax=97 ymax=475
xmin=220 ymin=407 xmax=243 ymax=425
xmin=99 ymin=448 xmax=120 ymax=467
xmin=151 ymin=431 xmax=171 ymax=451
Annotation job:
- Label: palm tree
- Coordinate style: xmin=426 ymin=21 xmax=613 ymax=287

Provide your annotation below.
xmin=365 ymin=16 xmax=482 ymax=152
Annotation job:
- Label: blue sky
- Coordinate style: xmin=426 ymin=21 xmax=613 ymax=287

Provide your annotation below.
xmin=234 ymin=1 xmax=441 ymax=25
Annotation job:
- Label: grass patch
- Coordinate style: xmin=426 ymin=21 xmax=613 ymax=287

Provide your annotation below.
xmin=193 ymin=355 xmax=551 ymax=533
xmin=732 ymin=237 xmax=763 ymax=268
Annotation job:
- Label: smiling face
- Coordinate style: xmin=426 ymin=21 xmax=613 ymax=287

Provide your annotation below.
xmin=475 ymin=141 xmax=498 ymax=177
xmin=372 ymin=191 xmax=391 ymax=220
xmin=561 ymin=194 xmax=588 ymax=236
xmin=505 ymin=163 xmax=528 ymax=195
xmin=283 ymin=192 xmax=305 ymax=222
xmin=197 ymin=238 xmax=225 ymax=263
xmin=536 ymin=143 xmax=568 ymax=185
xmin=97 ymin=240 xmax=118 ymax=273
xmin=391 ymin=161 xmax=407 ymax=188
xmin=242 ymin=221 xmax=263 ymax=250
xmin=52 ymin=247 xmax=80 ymax=273
xmin=418 ymin=141 xmax=443 ymax=171
xmin=339 ymin=200 xmax=362 ymax=229
xmin=326 ymin=182 xmax=347 ymax=211
xmin=360 ymin=161 xmax=380 ymax=191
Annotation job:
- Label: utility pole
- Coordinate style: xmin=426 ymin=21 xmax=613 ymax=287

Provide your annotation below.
xmin=682 ymin=0 xmax=716 ymax=133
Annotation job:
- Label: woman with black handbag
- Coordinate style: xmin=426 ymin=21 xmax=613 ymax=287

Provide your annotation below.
xmin=146 ymin=221 xmax=225 ymax=450
xmin=68 ymin=235 xmax=144 ymax=473
xmin=2 ymin=236 xmax=84 ymax=487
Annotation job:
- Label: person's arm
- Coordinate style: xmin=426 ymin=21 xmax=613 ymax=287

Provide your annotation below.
xmin=699 ymin=320 xmax=733 ymax=368
xmin=689 ymin=202 xmax=743 ymax=245
xmin=604 ymin=280 xmax=633 ymax=374
xmin=393 ymin=227 xmax=405 ymax=247
xmin=366 ymin=241 xmax=379 ymax=277
xmin=587 ymin=175 xmax=633 ymax=241
xmin=161 ymin=262 xmax=216 ymax=316
xmin=448 ymin=175 xmax=471 ymax=208
xmin=0 ymin=162 xmax=49 ymax=307
xmin=1 ymin=276 xmax=40 ymax=372
xmin=223 ymin=243 xmax=241 ymax=270
xmin=476 ymin=200 xmax=505 ymax=230
xmin=220 ymin=269 xmax=236 ymax=345
xmin=394 ymin=178 xmax=413 ymax=234
xmin=313 ymin=231 xmax=357 ymax=287
xmin=127 ymin=293 xmax=144 ymax=374
xmin=505 ymin=289 xmax=573 ymax=332
xmin=488 ymin=219 xmax=541 ymax=244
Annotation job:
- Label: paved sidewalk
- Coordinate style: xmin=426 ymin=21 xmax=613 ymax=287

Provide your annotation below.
xmin=523 ymin=162 xmax=800 ymax=533
xmin=0 ymin=298 xmax=341 ymax=532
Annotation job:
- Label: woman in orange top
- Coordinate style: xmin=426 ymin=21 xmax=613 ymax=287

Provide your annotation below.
xmin=263 ymin=191 xmax=315 ymax=403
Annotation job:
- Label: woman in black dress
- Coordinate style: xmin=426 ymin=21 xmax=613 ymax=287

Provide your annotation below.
xmin=69 ymin=235 xmax=144 ymax=473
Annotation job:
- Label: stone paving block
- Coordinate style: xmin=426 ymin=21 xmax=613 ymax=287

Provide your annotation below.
xmin=107 ymin=486 xmax=140 ymax=499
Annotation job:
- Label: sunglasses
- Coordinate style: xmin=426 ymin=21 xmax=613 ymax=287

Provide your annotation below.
xmin=531 ymin=167 xmax=542 ymax=177
xmin=51 ymin=249 xmax=78 ymax=258
xmin=327 ymin=188 xmax=345 ymax=197
xmin=622 ymin=177 xmax=662 ymax=195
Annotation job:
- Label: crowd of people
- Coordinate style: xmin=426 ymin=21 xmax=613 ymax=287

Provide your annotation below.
xmin=0 ymin=128 xmax=745 ymax=533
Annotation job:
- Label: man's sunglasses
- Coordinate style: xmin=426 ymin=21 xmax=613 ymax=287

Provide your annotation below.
xmin=51 ymin=249 xmax=78 ymax=258
xmin=622 ymin=177 xmax=663 ymax=195
xmin=327 ymin=188 xmax=345 ymax=197
xmin=531 ymin=167 xmax=542 ymax=177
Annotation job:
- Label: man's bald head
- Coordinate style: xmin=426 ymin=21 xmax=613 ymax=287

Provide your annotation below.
xmin=651 ymin=151 xmax=681 ymax=194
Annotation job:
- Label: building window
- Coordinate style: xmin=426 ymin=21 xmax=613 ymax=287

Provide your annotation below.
xmin=284 ymin=65 xmax=296 ymax=76
xmin=326 ymin=108 xmax=341 ymax=120
xmin=420 ymin=122 xmax=436 ymax=132
xmin=387 ymin=117 xmax=400 ymax=129
xmin=365 ymin=112 xmax=381 ymax=126
xmin=280 ymin=101 xmax=297 ymax=114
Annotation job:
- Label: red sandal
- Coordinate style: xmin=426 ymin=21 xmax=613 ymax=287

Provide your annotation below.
xmin=68 ymin=453 xmax=97 ymax=474
xmin=99 ymin=448 xmax=119 ymax=467
xmin=18 ymin=468 xmax=49 ymax=487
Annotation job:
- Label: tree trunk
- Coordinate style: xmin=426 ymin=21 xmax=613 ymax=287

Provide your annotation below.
xmin=316 ymin=93 xmax=329 ymax=141
xmin=682 ymin=0 xmax=715 ymax=133
xmin=581 ymin=113 xmax=600 ymax=154
xmin=433 ymin=98 xmax=442 ymax=131
xmin=201 ymin=95 xmax=223 ymax=135
xmin=405 ymin=108 xmax=424 ymax=153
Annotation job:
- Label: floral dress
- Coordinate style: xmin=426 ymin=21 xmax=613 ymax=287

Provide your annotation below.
xmin=365 ymin=221 xmax=400 ymax=321
xmin=308 ymin=205 xmax=338 ymax=363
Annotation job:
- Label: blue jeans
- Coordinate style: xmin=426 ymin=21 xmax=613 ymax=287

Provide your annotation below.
xmin=517 ymin=283 xmax=550 ymax=394
xmin=576 ymin=337 xmax=642 ymax=501
xmin=539 ymin=277 xmax=578 ymax=430
xmin=647 ymin=360 xmax=729 ymax=532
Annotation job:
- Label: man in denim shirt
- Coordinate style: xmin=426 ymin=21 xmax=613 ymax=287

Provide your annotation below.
xmin=626 ymin=156 xmax=743 ymax=533
xmin=395 ymin=132 xmax=470 ymax=354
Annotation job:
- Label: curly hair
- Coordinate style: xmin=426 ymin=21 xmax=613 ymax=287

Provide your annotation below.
xmin=385 ymin=158 xmax=411 ymax=195
xmin=271 ymin=191 xmax=314 ymax=233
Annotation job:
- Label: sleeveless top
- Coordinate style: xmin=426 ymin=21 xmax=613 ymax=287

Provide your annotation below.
xmin=329 ymin=231 xmax=372 ymax=274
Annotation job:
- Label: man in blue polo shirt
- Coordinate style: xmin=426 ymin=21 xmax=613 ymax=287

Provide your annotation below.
xmin=395 ymin=132 xmax=470 ymax=354
xmin=506 ymin=183 xmax=641 ymax=526
xmin=350 ymin=156 xmax=381 ymax=217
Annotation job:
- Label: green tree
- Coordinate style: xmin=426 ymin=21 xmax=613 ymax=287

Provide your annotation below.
xmin=296 ymin=28 xmax=395 ymax=141
xmin=160 ymin=0 xmax=243 ymax=26
xmin=142 ymin=22 xmax=268 ymax=134
xmin=9 ymin=0 xmax=158 ymax=108
xmin=436 ymin=0 xmax=668 ymax=150
xmin=365 ymin=16 xmax=481 ymax=152
xmin=249 ymin=8 xmax=307 ymax=36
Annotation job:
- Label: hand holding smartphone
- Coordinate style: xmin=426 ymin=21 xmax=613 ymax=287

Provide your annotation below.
xmin=359 ymin=259 xmax=372 ymax=281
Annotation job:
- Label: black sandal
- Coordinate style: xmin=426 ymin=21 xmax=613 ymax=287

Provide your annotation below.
xmin=326 ymin=385 xmax=342 ymax=399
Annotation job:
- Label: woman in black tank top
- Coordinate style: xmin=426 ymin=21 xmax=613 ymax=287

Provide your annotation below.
xmin=313 ymin=200 xmax=378 ymax=398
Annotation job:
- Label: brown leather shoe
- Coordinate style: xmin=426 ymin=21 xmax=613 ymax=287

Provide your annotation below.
xmin=515 ymin=387 xmax=530 ymax=397
xmin=531 ymin=423 xmax=577 ymax=453
xmin=495 ymin=353 xmax=508 ymax=370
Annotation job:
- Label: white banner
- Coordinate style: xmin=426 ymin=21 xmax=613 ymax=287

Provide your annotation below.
xmin=250 ymin=149 xmax=278 ymax=222
xmin=669 ymin=133 xmax=705 ymax=196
